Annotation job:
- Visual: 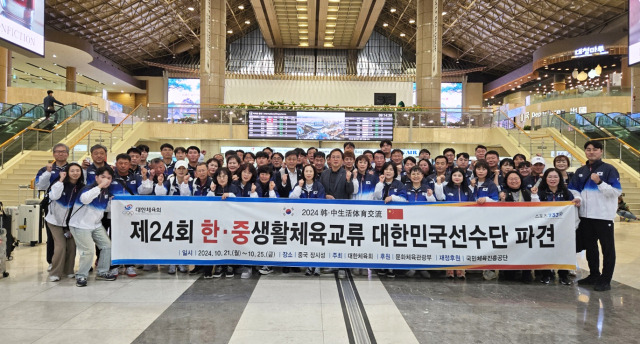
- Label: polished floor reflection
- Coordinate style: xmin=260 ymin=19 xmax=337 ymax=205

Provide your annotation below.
xmin=0 ymin=221 xmax=638 ymax=344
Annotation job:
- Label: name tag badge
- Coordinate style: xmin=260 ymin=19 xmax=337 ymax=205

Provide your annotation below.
xmin=365 ymin=181 xmax=371 ymax=185
xmin=597 ymin=171 xmax=603 ymax=176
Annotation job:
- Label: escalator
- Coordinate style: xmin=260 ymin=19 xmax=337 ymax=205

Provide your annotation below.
xmin=552 ymin=113 xmax=640 ymax=173
xmin=0 ymin=103 xmax=44 ymax=143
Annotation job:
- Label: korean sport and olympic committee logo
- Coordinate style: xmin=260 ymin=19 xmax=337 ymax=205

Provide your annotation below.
xmin=123 ymin=204 xmax=134 ymax=216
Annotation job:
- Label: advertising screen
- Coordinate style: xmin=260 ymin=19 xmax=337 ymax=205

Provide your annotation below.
xmin=167 ymin=78 xmax=200 ymax=121
xmin=441 ymin=82 xmax=463 ymax=124
xmin=631 ymin=0 xmax=640 ymax=66
xmin=248 ymin=110 xmax=394 ymax=141
xmin=0 ymin=0 xmax=45 ymax=56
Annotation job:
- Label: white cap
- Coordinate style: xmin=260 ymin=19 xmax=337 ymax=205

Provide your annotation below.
xmin=175 ymin=160 xmax=189 ymax=170
xmin=531 ymin=156 xmax=546 ymax=166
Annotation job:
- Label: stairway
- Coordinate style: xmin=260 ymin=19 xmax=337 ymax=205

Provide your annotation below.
xmin=0 ymin=151 xmax=52 ymax=206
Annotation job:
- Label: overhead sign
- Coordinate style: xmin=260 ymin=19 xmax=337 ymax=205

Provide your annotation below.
xmin=0 ymin=0 xmax=45 ymax=56
xmin=573 ymin=45 xmax=608 ymax=58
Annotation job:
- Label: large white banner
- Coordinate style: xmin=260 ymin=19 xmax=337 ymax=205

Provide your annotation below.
xmin=112 ymin=196 xmax=577 ymax=270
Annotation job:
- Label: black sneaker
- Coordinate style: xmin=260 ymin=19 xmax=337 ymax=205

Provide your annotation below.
xmin=560 ymin=276 xmax=572 ymax=285
xmin=521 ymin=272 xmax=533 ymax=284
xmin=76 ymin=277 xmax=87 ymax=287
xmin=541 ymin=276 xmax=551 ymax=284
xmin=577 ymin=275 xmax=600 ymax=285
xmin=189 ymin=266 xmax=203 ymax=275
xmin=387 ymin=270 xmax=396 ymax=278
xmin=305 ymin=268 xmax=313 ymax=276
xmin=96 ymin=273 xmax=117 ymax=281
xmin=203 ymin=272 xmax=214 ymax=279
xmin=282 ymin=267 xmax=290 ymax=274
xmin=225 ymin=266 xmax=235 ymax=278
xmin=213 ymin=266 xmax=223 ymax=278
xmin=594 ymin=283 xmax=611 ymax=292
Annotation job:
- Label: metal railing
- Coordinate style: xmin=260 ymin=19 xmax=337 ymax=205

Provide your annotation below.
xmin=68 ymin=104 xmax=146 ymax=161
xmin=0 ymin=104 xmax=102 ymax=169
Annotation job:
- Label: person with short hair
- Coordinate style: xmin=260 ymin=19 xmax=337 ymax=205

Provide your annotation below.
xmin=518 ymin=161 xmax=532 ymax=177
xmin=255 ymin=151 xmax=270 ymax=167
xmin=243 ymin=152 xmax=256 ymax=165
xmin=83 ymin=144 xmax=108 ymax=185
xmin=362 ymin=150 xmax=374 ymax=164
xmin=262 ymin=147 xmax=274 ymax=158
xmin=271 ymin=152 xmax=284 ymax=170
xmin=313 ymin=151 xmax=327 ymax=178
xmin=353 ymin=155 xmax=377 ymax=200
xmin=553 ymin=155 xmax=573 ymax=185
xmin=343 ymin=142 xmax=355 ymax=154
xmin=68 ymin=166 xmax=117 ymax=287
xmin=343 ymin=151 xmax=356 ymax=173
xmin=569 ymin=140 xmax=621 ymax=292
xmin=319 ymin=149 xmax=358 ymax=201
xmin=371 ymin=150 xmax=386 ymax=179
xmin=419 ymin=149 xmax=431 ymax=161
xmin=126 ymin=147 xmax=143 ymax=177
xmin=484 ymin=150 xmax=500 ymax=178
xmin=43 ymin=90 xmax=64 ymax=123
xmin=306 ymin=147 xmax=317 ymax=164
xmin=160 ymin=143 xmax=175 ymax=174
xmin=380 ymin=140 xmax=392 ymax=159
xmin=236 ymin=149 xmax=245 ymax=161
xmin=276 ymin=150 xmax=304 ymax=197
xmin=443 ymin=148 xmax=456 ymax=173
xmin=137 ymin=145 xmax=150 ymax=167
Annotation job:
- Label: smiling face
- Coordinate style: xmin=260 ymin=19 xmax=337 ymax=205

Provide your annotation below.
xmin=303 ymin=165 xmax=315 ymax=182
xmin=506 ymin=173 xmax=521 ymax=189
xmin=554 ymin=158 xmax=568 ymax=171
xmin=208 ymin=161 xmax=219 ymax=176
xmin=383 ymin=165 xmax=395 ymax=181
xmin=545 ymin=170 xmax=560 ymax=188
xmin=451 ymin=171 xmax=464 ymax=185
xmin=475 ymin=166 xmax=487 ymax=180
xmin=241 ymin=168 xmax=252 ymax=183
xmin=68 ymin=165 xmax=82 ymax=182
xmin=217 ymin=171 xmax=229 ymax=187
xmin=410 ymin=170 xmax=423 ymax=184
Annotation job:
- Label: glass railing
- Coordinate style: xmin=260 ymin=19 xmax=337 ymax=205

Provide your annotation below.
xmin=540 ymin=114 xmax=640 ymax=173
xmin=610 ymin=113 xmax=640 ymax=134
xmin=146 ymin=104 xmax=496 ymax=128
xmin=0 ymin=103 xmax=38 ymax=125
xmin=559 ymin=112 xmax=640 ymax=152
xmin=0 ymin=104 xmax=103 ymax=169
xmin=0 ymin=103 xmax=42 ymax=143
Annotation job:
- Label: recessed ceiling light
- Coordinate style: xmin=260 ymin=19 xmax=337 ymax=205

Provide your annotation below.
xmin=297 ymin=14 xmax=308 ymax=19
xmin=299 ymin=36 xmax=308 ymax=40
xmin=400 ymin=33 xmax=406 ymax=37
xmin=298 ymin=22 xmax=308 ymax=27
xmin=112 ymin=82 xmax=116 ymax=85
xmin=328 ymin=6 xmax=339 ymax=11
xmin=325 ymin=36 xmax=334 ymax=40
xmin=325 ymin=29 xmax=335 ymax=34
xmin=52 ymin=54 xmax=56 ymax=58
xmin=442 ymin=11 xmax=447 ymax=15
xmin=409 ymin=19 xmax=415 ymax=24
xmin=238 ymin=5 xmax=244 ymax=9
xmin=245 ymin=20 xmax=250 ymax=24
xmin=121 ymin=90 xmax=124 ymax=93
xmin=383 ymin=23 xmax=388 ymax=27
xmin=327 ymin=15 xmax=337 ymax=20
xmin=227 ymin=30 xmax=233 ymax=33
xmin=326 ymin=23 xmax=336 ymax=27
xmin=187 ymin=6 xmax=194 ymax=11
xmin=299 ymin=42 xmax=309 ymax=47
xmin=297 ymin=6 xmax=307 ymax=11
xmin=299 ymin=29 xmax=309 ymax=33
xmin=390 ymin=8 xmax=396 ymax=12
xmin=324 ymin=42 xmax=334 ymax=47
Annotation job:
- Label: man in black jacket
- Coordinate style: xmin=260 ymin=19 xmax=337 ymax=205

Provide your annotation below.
xmin=319 ymin=149 xmax=356 ymax=200
xmin=43 ymin=90 xmax=64 ymax=123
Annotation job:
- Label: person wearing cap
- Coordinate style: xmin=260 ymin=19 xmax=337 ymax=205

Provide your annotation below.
xmin=523 ymin=156 xmax=546 ymax=190
xmin=569 ymin=140 xmax=621 ymax=292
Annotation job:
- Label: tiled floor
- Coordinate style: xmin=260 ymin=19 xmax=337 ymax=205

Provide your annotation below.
xmin=1 ymin=221 xmax=638 ymax=344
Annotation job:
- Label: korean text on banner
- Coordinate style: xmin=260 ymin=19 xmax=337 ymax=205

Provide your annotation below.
xmin=111 ymin=196 xmax=577 ymax=270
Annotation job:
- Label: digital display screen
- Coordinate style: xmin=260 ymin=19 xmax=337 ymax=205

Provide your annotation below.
xmin=248 ymin=110 xmax=394 ymax=141
xmin=0 ymin=0 xmax=45 ymax=56
xmin=631 ymin=0 xmax=640 ymax=66
xmin=441 ymin=83 xmax=463 ymax=124
xmin=168 ymin=78 xmax=200 ymax=121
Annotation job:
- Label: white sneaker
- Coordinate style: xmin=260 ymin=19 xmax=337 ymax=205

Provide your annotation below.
xmin=168 ymin=265 xmax=177 ymax=274
xmin=351 ymin=268 xmax=361 ymax=275
xmin=241 ymin=267 xmax=252 ymax=279
xmin=67 ymin=274 xmax=76 ymax=278
xmin=126 ymin=266 xmax=137 ymax=277
xmin=49 ymin=275 xmax=60 ymax=282
xmin=47 ymin=264 xmax=52 ymax=272
xmin=110 ymin=267 xmax=120 ymax=276
xmin=178 ymin=265 xmax=188 ymax=273
xmin=258 ymin=266 xmax=273 ymax=275
xmin=338 ymin=270 xmax=346 ymax=279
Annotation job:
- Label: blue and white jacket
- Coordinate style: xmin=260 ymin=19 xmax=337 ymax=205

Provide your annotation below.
xmin=471 ymin=179 xmax=500 ymax=202
xmin=290 ymin=182 xmax=326 ymax=199
xmin=234 ymin=180 xmax=260 ymax=198
xmin=109 ymin=172 xmax=153 ymax=196
xmin=374 ymin=179 xmax=407 ymax=202
xmin=405 ymin=183 xmax=436 ymax=202
xmin=568 ymin=160 xmax=621 ymax=221
xmin=353 ymin=172 xmax=378 ymax=200
xmin=35 ymin=163 xmax=68 ymax=191
xmin=180 ymin=177 xmax=217 ymax=197
xmin=44 ymin=181 xmax=82 ymax=226
xmin=434 ymin=183 xmax=474 ymax=202
xmin=68 ymin=184 xmax=111 ymax=230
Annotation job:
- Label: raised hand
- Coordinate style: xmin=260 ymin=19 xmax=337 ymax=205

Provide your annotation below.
xmin=427 ymin=189 xmax=433 ymax=196
xmin=183 ymin=174 xmax=191 ymax=184
xmin=99 ymin=178 xmax=111 ymax=189
xmin=384 ymin=196 xmax=392 ymax=203
xmin=379 ymin=175 xmax=385 ymax=184
xmin=58 ymin=171 xmax=66 ymax=181
xmin=477 ymin=197 xmax=486 ymax=205
xmin=470 ymin=178 xmax=477 ymax=188
xmin=346 ymin=170 xmax=352 ymax=181
xmin=499 ymin=191 xmax=506 ymax=202
xmin=590 ymin=173 xmax=601 ymax=185
xmin=210 ymin=183 xmax=216 ymax=192
xmin=141 ymin=167 xmax=148 ymax=181
xmin=157 ymin=173 xmax=164 ymax=184
xmin=46 ymin=163 xmax=53 ymax=172
xmin=530 ymin=186 xmax=538 ymax=195
xmin=298 ymin=179 xmax=304 ymax=188
xmin=269 ymin=181 xmax=276 ymax=191
xmin=436 ymin=175 xmax=445 ymax=184
xmin=251 ymin=183 xmax=257 ymax=193
xmin=282 ymin=173 xmax=288 ymax=185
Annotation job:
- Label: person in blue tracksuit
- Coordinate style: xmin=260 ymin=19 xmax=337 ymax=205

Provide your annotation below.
xmin=67 ymin=166 xmax=117 ymax=287
xmin=470 ymin=160 xmax=500 ymax=204
xmin=404 ymin=166 xmax=436 ymax=202
xmin=290 ymin=164 xmax=326 ymax=277
xmin=569 ymin=140 xmax=621 ymax=292
xmin=255 ymin=165 xmax=279 ymax=199
xmin=45 ymin=162 xmax=85 ymax=282
xmin=82 ymin=144 xmax=108 ymax=185
xmin=234 ymin=163 xmax=260 ymax=198
xmin=210 ymin=168 xmax=241 ymax=279
xmin=353 ymin=155 xmax=378 ymax=200
xmin=434 ymin=167 xmax=474 ymax=279
xmin=499 ymin=170 xmax=539 ymax=283
xmin=531 ymin=168 xmax=580 ymax=286
xmin=290 ymin=164 xmax=327 ymax=200
xmin=374 ymin=162 xmax=407 ymax=204
xmin=373 ymin=161 xmax=406 ymax=278
xmin=494 ymin=158 xmax=516 ymax=191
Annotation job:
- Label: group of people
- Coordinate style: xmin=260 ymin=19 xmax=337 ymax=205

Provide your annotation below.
xmin=34 ymin=139 xmax=622 ymax=292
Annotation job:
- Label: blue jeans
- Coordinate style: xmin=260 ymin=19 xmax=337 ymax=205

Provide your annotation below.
xmin=70 ymin=226 xmax=111 ymax=278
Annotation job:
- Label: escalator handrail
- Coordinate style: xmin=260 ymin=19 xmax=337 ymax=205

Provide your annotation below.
xmin=617 ymin=113 xmax=640 ymax=128
xmin=551 ymin=114 xmax=640 ymax=157
xmin=0 ymin=103 xmax=96 ymax=150
xmin=0 ymin=103 xmax=41 ymax=126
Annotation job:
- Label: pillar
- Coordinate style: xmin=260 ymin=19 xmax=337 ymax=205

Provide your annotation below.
xmin=347 ymin=49 xmax=358 ymax=75
xmin=553 ymin=74 xmax=565 ymax=91
xmin=0 ymin=47 xmax=8 ymax=103
xmin=66 ymin=66 xmax=76 ymax=92
xmin=416 ymin=0 xmax=442 ymax=108
xmin=632 ymin=59 xmax=640 ymax=113
xmin=274 ymin=48 xmax=284 ymax=74
xmin=621 ymin=57 xmax=631 ymax=89
xmin=200 ymin=0 xmax=226 ymax=105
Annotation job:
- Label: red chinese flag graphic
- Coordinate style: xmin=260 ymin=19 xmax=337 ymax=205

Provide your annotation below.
xmin=386 ymin=209 xmax=403 ymax=220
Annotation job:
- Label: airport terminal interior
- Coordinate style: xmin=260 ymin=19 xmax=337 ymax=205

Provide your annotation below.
xmin=1 ymin=0 xmax=640 ymax=343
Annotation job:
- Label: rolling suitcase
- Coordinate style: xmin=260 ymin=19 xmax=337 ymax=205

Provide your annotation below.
xmin=18 ymin=204 xmax=41 ymax=246
xmin=0 ymin=228 xmax=8 ymax=278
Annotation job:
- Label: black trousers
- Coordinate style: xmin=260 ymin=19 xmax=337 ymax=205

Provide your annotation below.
xmin=45 ymin=222 xmax=54 ymax=264
xmin=577 ymin=217 xmax=616 ymax=284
